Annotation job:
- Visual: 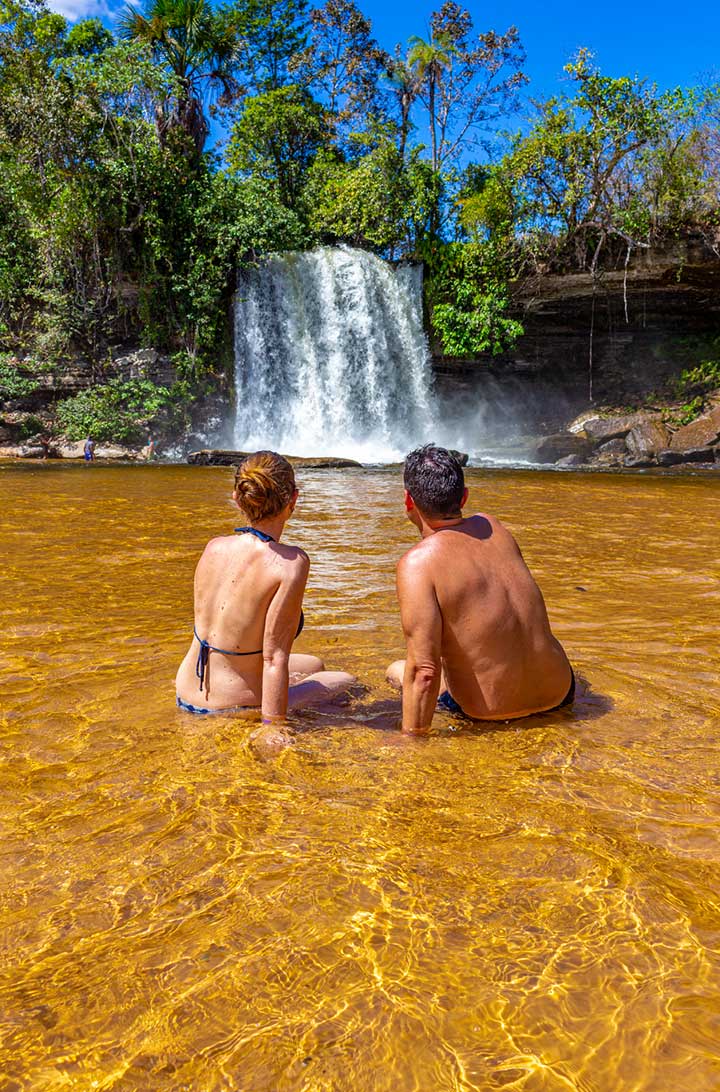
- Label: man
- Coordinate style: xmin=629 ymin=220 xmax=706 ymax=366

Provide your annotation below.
xmin=386 ymin=445 xmax=574 ymax=734
xmin=83 ymin=436 xmax=95 ymax=462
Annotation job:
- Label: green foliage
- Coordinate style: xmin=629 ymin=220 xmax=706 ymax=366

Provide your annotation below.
xmin=222 ymin=0 xmax=307 ymax=95
xmin=118 ymin=0 xmax=242 ymax=154
xmin=227 ymin=85 xmax=331 ymax=207
xmin=303 ymin=142 xmax=438 ymax=252
xmin=672 ymin=358 xmax=720 ymax=403
xmin=0 ymin=0 xmax=718 ymax=408
xmin=0 ymin=355 xmax=41 ymax=399
xmin=476 ymin=50 xmax=707 ymax=272
xmin=56 ymin=377 xmax=189 ymax=441
xmin=673 ymin=396 xmax=704 ymax=426
xmin=425 ymin=242 xmax=523 ymax=356
xmin=144 ymin=170 xmax=308 ymax=367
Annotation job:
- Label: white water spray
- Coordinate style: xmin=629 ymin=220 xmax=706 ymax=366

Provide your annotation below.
xmin=232 ymin=246 xmax=436 ymax=462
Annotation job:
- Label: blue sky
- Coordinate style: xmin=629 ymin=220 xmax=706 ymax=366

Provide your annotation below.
xmin=50 ymin=0 xmax=718 ymax=154
xmin=50 ymin=0 xmax=718 ymax=100
xmin=363 ymin=0 xmax=717 ymax=99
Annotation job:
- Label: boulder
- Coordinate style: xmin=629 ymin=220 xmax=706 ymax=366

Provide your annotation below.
xmin=94 ymin=444 xmax=141 ymax=460
xmin=626 ymin=419 xmax=670 ymax=457
xmin=533 ymin=432 xmax=593 ymax=464
xmin=669 ymin=405 xmax=720 ymax=452
xmin=0 ymin=444 xmax=44 ymax=458
xmin=566 ymin=410 xmax=602 ymax=435
xmin=596 ymin=438 xmax=628 ymax=456
xmin=623 ymin=455 xmax=656 ymax=469
xmin=592 ymin=438 xmax=627 ymax=467
xmin=657 ymin=447 xmax=714 ymax=466
xmin=555 ymin=453 xmax=587 ymax=468
xmin=583 ymin=412 xmax=659 ymax=443
xmin=56 ymin=440 xmax=86 ymax=459
xmin=188 ymin=449 xmax=363 ymax=469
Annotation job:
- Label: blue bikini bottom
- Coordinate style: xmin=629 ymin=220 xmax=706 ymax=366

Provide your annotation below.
xmin=176 ymin=695 xmax=258 ymax=716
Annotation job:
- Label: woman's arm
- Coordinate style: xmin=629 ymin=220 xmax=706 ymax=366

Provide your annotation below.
xmin=261 ymin=552 xmax=309 ymax=721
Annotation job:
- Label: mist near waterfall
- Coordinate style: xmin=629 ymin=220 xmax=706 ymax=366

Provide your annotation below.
xmin=231 ymin=245 xmax=549 ymax=465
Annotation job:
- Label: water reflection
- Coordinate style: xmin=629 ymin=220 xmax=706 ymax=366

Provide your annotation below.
xmin=1 ymin=463 xmax=719 ymax=1090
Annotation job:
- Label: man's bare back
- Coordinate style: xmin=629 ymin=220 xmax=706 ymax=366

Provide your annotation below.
xmin=387 ymin=446 xmax=573 ymax=733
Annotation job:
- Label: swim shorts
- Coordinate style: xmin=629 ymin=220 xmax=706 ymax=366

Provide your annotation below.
xmin=437 ymin=668 xmax=576 ymax=719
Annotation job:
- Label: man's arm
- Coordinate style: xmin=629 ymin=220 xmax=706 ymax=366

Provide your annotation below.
xmin=397 ymin=553 xmax=443 ymax=734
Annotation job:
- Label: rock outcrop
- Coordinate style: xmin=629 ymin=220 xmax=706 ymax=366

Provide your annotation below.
xmin=625 ymin=419 xmax=670 ymax=457
xmin=533 ymin=432 xmax=593 ymax=463
xmin=188 ymin=450 xmax=364 ymax=469
xmin=530 ymin=404 xmax=720 ymax=471
xmin=668 ymin=405 xmax=720 ymax=451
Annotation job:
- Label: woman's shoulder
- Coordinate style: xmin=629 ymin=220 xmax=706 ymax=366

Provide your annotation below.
xmin=274 ymin=542 xmax=310 ymax=571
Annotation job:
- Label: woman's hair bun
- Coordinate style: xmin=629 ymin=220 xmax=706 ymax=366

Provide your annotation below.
xmin=234 ymin=451 xmax=296 ymax=523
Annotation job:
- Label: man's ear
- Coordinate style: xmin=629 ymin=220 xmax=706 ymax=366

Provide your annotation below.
xmin=404 ymin=489 xmax=415 ymax=511
xmin=460 ymin=486 xmax=469 ymax=509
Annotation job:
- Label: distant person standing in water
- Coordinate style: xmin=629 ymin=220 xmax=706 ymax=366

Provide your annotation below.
xmin=143 ymin=435 xmax=156 ymax=460
xmin=386 ymin=445 xmax=574 ymax=733
xmin=176 ymin=451 xmax=356 ymax=719
xmin=83 ymin=437 xmax=95 ymax=462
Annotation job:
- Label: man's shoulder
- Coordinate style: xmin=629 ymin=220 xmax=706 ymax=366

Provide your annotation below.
xmin=397 ymin=538 xmax=433 ymax=570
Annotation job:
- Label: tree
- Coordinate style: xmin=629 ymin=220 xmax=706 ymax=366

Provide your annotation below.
xmin=118 ymin=0 xmax=241 ymax=155
xmin=384 ymin=48 xmax=420 ymax=162
xmin=418 ymin=1 xmax=526 ymax=172
xmin=407 ymin=29 xmax=454 ymax=171
xmin=223 ymin=0 xmax=307 ymax=95
xmin=482 ymin=51 xmax=700 ymax=273
xmin=227 ymin=84 xmax=331 ymax=207
xmin=303 ymin=141 xmax=437 ymax=254
xmin=291 ymin=0 xmax=388 ymax=145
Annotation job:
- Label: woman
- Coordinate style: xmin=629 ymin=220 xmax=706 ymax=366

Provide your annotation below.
xmin=176 ymin=451 xmax=355 ymax=718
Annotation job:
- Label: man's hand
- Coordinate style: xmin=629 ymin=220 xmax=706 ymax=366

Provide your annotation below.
xmin=397 ymin=553 xmax=443 ymax=734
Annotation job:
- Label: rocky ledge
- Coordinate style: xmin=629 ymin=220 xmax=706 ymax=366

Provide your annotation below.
xmin=0 ymin=439 xmax=152 ymax=460
xmin=187 ymin=448 xmax=470 ymax=469
xmin=187 ymin=450 xmax=364 ymax=469
xmin=532 ymin=400 xmax=720 ymax=470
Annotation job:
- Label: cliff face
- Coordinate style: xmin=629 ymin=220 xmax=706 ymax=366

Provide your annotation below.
xmin=432 ymin=238 xmax=720 ymax=434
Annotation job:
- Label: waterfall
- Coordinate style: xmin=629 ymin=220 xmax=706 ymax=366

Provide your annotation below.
xmin=232 ymin=246 xmax=436 ymax=462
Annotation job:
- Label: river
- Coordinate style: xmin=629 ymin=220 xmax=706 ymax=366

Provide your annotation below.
xmin=1 ymin=462 xmax=719 ymax=1090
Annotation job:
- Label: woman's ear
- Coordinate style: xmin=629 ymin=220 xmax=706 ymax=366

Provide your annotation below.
xmin=460 ymin=486 xmax=469 ymax=509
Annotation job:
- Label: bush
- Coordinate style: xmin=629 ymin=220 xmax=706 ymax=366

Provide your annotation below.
xmin=0 ymin=356 xmax=41 ymax=400
xmin=674 ymin=359 xmax=720 ymax=397
xmin=426 ymin=242 xmax=523 ymax=357
xmin=56 ymin=378 xmax=189 ymax=442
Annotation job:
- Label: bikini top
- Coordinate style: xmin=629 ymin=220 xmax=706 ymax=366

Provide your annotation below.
xmin=194 ymin=526 xmax=305 ymax=691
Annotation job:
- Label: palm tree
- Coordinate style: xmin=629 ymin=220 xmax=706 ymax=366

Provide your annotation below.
xmin=118 ymin=0 xmax=240 ymax=155
xmin=407 ymin=31 xmax=454 ymax=170
xmin=386 ymin=52 xmax=420 ymax=162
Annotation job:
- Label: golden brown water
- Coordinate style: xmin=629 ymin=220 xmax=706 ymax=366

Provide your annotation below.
xmin=1 ymin=462 xmax=719 ymax=1091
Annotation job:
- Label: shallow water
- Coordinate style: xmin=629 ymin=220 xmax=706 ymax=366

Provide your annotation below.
xmin=1 ymin=462 xmax=719 ymax=1092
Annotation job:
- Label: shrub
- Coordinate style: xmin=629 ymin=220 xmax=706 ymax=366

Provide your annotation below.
xmin=0 ymin=356 xmax=41 ymax=401
xmin=56 ymin=378 xmax=189 ymax=442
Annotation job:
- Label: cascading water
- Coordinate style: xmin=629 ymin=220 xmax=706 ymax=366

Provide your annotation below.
xmin=232 ymin=246 xmax=436 ymax=462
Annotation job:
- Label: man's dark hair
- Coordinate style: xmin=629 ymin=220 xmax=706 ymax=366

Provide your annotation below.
xmin=403 ymin=444 xmax=465 ymax=517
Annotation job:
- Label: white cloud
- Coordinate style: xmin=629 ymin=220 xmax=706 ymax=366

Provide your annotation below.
xmin=46 ymin=0 xmax=115 ymax=23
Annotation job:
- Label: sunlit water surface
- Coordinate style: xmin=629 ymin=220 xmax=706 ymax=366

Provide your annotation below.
xmin=1 ymin=463 xmax=719 ymax=1092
